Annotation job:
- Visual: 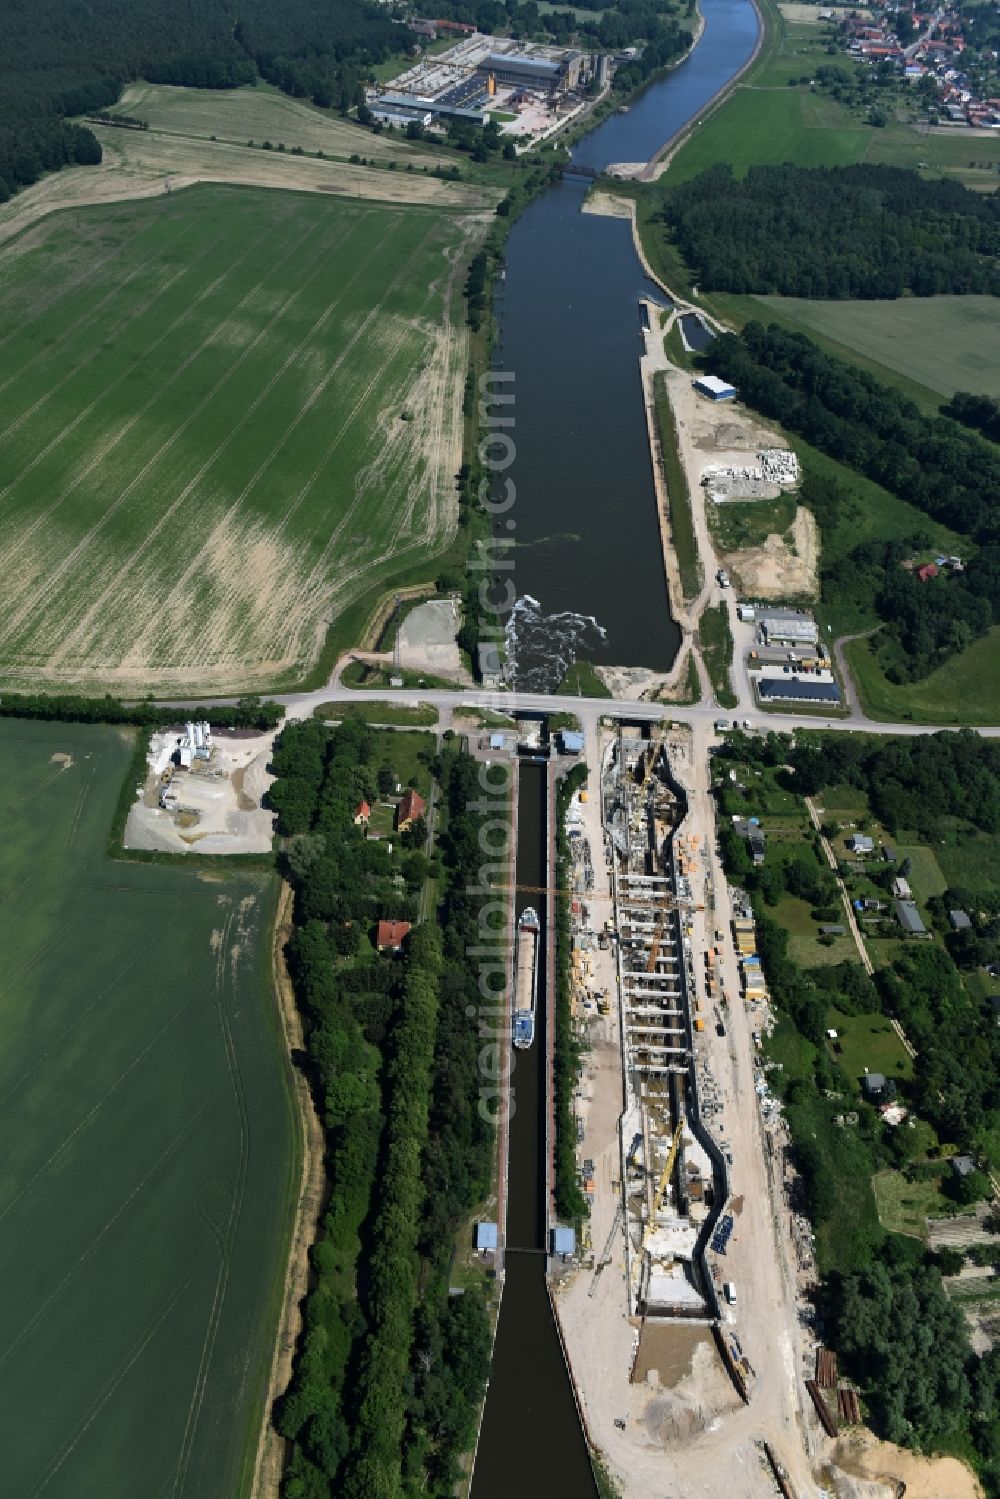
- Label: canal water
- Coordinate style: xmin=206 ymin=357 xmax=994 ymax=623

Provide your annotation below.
xmin=472 ymin=761 xmax=597 ymax=1498
xmin=471 ymin=7 xmax=760 ymax=1493
xmin=500 ymin=0 xmax=759 ymax=690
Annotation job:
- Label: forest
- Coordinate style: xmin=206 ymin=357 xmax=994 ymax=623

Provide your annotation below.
xmin=657 ymin=163 xmax=1000 ymax=297
xmin=268 ymin=718 xmax=496 ymax=1499
xmin=704 ymin=325 xmax=1000 ymax=682
xmin=714 ymin=730 xmax=1000 ymax=1494
xmin=0 ymin=0 xmax=400 ymax=199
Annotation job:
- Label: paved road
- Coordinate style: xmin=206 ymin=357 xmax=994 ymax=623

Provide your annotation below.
xmin=270 ymin=682 xmax=1000 ymax=739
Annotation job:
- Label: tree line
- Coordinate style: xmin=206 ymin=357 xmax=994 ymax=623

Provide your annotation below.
xmin=657 ymin=163 xmax=1000 ymax=298
xmin=705 ymin=320 xmax=1000 ymax=585
xmin=270 ymin=719 xmax=495 ymax=1498
xmin=427 ymin=0 xmax=691 ymax=64
xmin=0 ymin=688 xmax=281 ymax=730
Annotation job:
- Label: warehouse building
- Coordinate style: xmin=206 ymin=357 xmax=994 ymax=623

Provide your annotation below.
xmin=757 ymin=609 xmax=819 ymax=646
xmin=372 ymin=102 xmax=433 ymax=127
xmin=693 ymin=375 xmax=736 ymax=402
xmin=373 ymin=90 xmax=487 ymax=126
xmin=478 ymin=50 xmax=585 ymax=90
xmin=757 ymin=677 xmax=841 ymax=705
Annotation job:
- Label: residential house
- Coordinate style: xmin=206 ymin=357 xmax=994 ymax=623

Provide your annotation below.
xmin=376 ymin=919 xmax=412 ymax=952
xmin=847 ymin=834 xmax=874 ymax=854
xmin=895 ymin=899 xmax=927 ymax=936
xmin=353 ymin=800 xmax=371 ymax=826
xmin=395 ymin=787 xmax=426 ymax=832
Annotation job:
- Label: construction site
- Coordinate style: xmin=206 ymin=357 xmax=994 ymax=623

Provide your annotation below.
xmin=550 ymin=720 xmax=833 ymax=1499
xmin=601 ymin=728 xmax=737 ymax=1344
xmin=124 ymin=721 xmax=277 ymax=854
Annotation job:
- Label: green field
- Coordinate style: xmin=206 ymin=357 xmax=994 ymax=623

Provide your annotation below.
xmin=828 ymin=1008 xmax=913 ymax=1089
xmin=0 ymin=719 xmax=294 ymax=1495
xmin=872 ymin=1167 xmax=952 ymax=1240
xmin=699 ymin=603 xmax=737 ymax=709
xmin=0 ymin=185 xmax=475 ymax=694
xmin=116 ymin=80 xmax=452 ymax=166
xmin=668 ymin=85 xmax=869 ymax=184
xmin=845 ymin=629 xmax=1000 ymax=726
xmin=314 ymin=700 xmax=438 ymax=726
xmin=753 ymin=295 xmax=1000 ymax=400
xmin=710 ymin=494 xmax=797 ymax=553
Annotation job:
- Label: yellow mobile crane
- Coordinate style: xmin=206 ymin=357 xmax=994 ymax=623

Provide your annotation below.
xmin=642 ymin=1117 xmax=684 ymax=1250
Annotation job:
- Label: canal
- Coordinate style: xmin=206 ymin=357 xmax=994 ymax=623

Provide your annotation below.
xmin=500 ymin=0 xmax=759 ymax=691
xmin=472 ymin=7 xmax=760 ymax=1494
xmin=472 ymin=760 xmax=597 ymax=1498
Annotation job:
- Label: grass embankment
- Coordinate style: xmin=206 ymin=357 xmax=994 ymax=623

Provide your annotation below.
xmin=342 ymin=659 xmax=459 ymax=692
xmin=312 ymin=701 xmax=438 ymax=727
xmin=0 ymin=719 xmax=294 ymax=1496
xmin=554 ymin=763 xmax=590 ymax=1224
xmin=698 ymin=603 xmax=737 ymax=709
xmin=652 ymin=371 xmax=701 ymax=601
xmin=557 ymin=660 xmax=612 ymax=698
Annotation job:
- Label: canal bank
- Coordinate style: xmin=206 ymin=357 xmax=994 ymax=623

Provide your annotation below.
xmin=498 ymin=0 xmax=761 ymax=692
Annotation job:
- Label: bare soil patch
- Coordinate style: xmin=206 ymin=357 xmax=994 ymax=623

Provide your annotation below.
xmin=828 ymin=1429 xmax=983 ymax=1499
xmin=725 ymin=506 xmax=818 ymax=599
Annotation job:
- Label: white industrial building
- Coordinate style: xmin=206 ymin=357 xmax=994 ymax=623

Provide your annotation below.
xmin=177 ymin=720 xmax=213 ymax=768
xmin=693 ymin=375 xmax=736 ymax=402
xmin=757 ymin=610 xmax=819 ymax=647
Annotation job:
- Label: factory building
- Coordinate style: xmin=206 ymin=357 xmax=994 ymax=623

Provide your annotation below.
xmin=595 ymin=52 xmax=611 ymax=88
xmin=177 ymin=720 xmax=213 ymax=768
xmin=757 ymin=609 xmax=819 ymax=647
xmin=477 ymin=49 xmax=585 ymax=91
xmin=371 ymin=103 xmax=433 ymax=128
xmin=373 ymin=91 xmax=487 ymax=126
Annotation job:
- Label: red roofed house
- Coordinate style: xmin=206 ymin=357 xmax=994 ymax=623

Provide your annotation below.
xmin=353 ymin=800 xmax=371 ymax=826
xmin=376 ymin=919 xmax=411 ymax=952
xmin=395 ymin=787 xmax=426 ymax=832
xmin=917 ymin=562 xmax=939 ymax=582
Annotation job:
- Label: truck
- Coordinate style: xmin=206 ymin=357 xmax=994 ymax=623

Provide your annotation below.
xmin=724 ymin=1282 xmax=737 ymax=1306
xmin=717 ymin=568 xmax=730 ymax=588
